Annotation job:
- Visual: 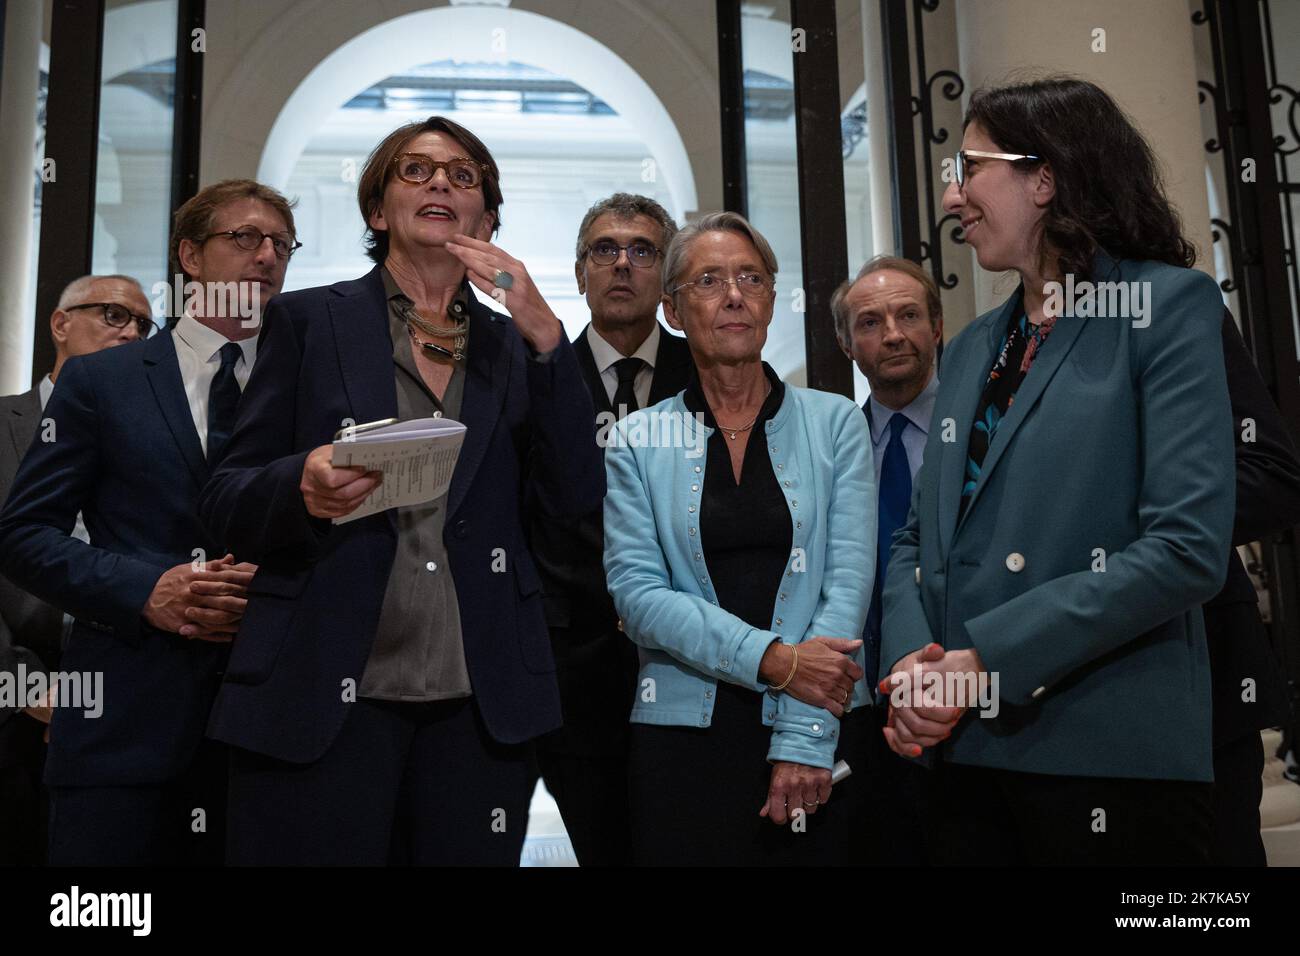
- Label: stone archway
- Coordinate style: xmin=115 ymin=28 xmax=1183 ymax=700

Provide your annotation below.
xmin=254 ymin=6 xmax=698 ymax=220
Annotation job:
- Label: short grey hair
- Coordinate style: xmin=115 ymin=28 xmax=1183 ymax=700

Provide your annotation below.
xmin=57 ymin=274 xmax=147 ymax=311
xmin=575 ymin=193 xmax=678 ymax=260
xmin=830 ymin=255 xmax=942 ymax=349
xmin=662 ymin=211 xmax=779 ymax=300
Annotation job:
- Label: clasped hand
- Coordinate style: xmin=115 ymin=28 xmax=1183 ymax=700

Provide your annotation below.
xmin=758 ymin=636 xmax=863 ymax=717
xmin=879 ymin=642 xmax=984 ymax=758
xmin=142 ymin=553 xmax=256 ymax=642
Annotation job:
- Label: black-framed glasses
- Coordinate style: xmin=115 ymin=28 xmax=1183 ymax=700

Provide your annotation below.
xmin=954 ymin=149 xmax=1041 ymax=187
xmin=64 ymin=302 xmax=156 ymax=338
xmin=670 ymin=272 xmax=774 ymax=301
xmin=392 ymin=153 xmax=488 ymax=189
xmin=203 ymin=227 xmax=303 ymax=258
xmin=587 ymin=240 xmax=660 ymax=268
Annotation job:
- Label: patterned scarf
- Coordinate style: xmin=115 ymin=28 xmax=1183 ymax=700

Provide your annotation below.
xmin=958 ymin=311 xmax=1058 ymax=518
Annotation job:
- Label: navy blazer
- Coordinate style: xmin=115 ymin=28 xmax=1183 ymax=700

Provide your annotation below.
xmin=881 ymin=255 xmax=1235 ymax=782
xmin=0 ymin=332 xmax=228 ymax=787
xmin=198 ymin=267 xmax=603 ymax=764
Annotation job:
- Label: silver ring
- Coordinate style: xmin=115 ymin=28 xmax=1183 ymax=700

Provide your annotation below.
xmin=493 ymin=269 xmax=514 ymax=290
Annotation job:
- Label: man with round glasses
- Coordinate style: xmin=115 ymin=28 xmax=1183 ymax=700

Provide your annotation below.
xmin=0 ymin=273 xmax=150 ymax=863
xmin=528 ymin=192 xmax=693 ymax=866
xmin=0 ymin=179 xmax=297 ymax=865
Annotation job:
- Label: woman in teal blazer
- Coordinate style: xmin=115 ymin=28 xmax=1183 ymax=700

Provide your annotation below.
xmin=603 ymin=212 xmax=874 ymax=865
xmin=879 ymin=78 xmax=1235 ymax=864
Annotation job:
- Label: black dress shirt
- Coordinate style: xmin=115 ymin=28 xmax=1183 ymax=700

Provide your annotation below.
xmin=684 ymin=362 xmax=791 ymax=631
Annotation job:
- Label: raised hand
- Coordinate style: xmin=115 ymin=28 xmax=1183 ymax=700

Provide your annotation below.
xmin=444 ymin=233 xmax=564 ymax=354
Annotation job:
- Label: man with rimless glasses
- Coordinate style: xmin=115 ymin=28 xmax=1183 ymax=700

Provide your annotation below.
xmin=529 ymin=193 xmax=693 ymax=866
xmin=0 ymin=179 xmax=297 ymax=865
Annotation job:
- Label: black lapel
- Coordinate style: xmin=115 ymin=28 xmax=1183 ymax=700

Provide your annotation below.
xmin=446 ymin=296 xmax=511 ymax=521
xmin=327 ymin=267 xmax=398 ymax=430
xmin=143 ymin=330 xmax=208 ymax=488
xmin=573 ymin=326 xmax=613 ymax=415
xmin=648 ymin=324 xmax=694 ymax=405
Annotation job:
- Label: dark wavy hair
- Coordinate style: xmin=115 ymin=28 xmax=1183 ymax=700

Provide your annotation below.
xmin=964 ymin=76 xmax=1196 ymax=280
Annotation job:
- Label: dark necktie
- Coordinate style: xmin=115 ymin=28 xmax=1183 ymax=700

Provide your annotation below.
xmin=865 ymin=412 xmax=913 ymax=691
xmin=206 ymin=342 xmax=243 ymax=466
xmin=612 ymin=357 xmax=645 ymax=419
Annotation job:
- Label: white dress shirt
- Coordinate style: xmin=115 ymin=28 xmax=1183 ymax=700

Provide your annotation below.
xmin=39 ymin=375 xmax=89 ymax=545
xmin=586 ymin=322 xmax=660 ymax=410
xmin=172 ymin=315 xmax=258 ymax=455
xmin=865 ymin=370 xmax=939 ymax=485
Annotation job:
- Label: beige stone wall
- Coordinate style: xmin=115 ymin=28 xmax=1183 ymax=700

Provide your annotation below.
xmin=952 ymin=0 xmax=1214 ymax=324
xmin=200 ymin=0 xmax=726 ymax=214
xmin=5 ymin=0 xmax=1232 ymax=388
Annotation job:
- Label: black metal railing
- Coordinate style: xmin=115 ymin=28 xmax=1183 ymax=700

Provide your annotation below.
xmin=1194 ymin=0 xmax=1300 ymax=716
xmin=881 ymin=0 xmax=967 ymax=293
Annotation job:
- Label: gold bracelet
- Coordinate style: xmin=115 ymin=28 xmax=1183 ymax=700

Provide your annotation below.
xmin=771 ymin=643 xmax=799 ymax=691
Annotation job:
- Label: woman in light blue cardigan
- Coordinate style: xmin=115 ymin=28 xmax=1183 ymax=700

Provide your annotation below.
xmin=603 ymin=212 xmax=875 ymax=865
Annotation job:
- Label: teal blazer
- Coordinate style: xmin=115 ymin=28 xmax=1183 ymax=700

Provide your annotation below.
xmin=880 ymin=255 xmax=1234 ymax=782
xmin=603 ymin=384 xmax=874 ymax=770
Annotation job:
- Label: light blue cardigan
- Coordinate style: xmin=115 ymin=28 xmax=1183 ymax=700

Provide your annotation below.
xmin=602 ymin=382 xmax=875 ymax=770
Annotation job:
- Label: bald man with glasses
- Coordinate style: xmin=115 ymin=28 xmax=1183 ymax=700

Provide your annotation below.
xmin=0 ymin=274 xmax=152 ymax=864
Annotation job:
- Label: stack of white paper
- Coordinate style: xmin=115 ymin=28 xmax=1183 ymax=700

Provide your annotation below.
xmin=330 ymin=417 xmax=467 ymax=524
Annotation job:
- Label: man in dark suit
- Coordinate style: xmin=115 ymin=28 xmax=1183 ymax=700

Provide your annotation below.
xmin=528 ymin=193 xmax=692 ymax=865
xmin=0 ymin=274 xmax=151 ymax=864
xmin=833 ymin=255 xmax=943 ymax=864
xmin=0 ymin=179 xmax=297 ymax=864
xmin=1208 ymin=309 xmax=1300 ymax=865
